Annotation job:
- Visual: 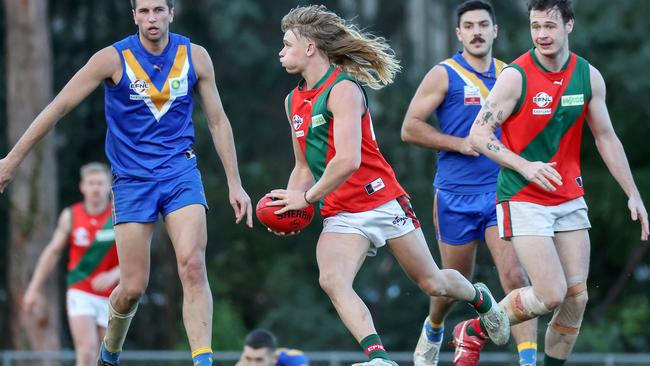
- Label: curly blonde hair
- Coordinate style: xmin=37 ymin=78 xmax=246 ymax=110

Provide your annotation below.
xmin=281 ymin=5 xmax=401 ymax=90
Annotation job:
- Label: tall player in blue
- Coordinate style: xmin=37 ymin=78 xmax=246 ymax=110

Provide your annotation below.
xmin=401 ymin=2 xmax=537 ymax=366
xmin=0 ymin=1 xmax=252 ymax=365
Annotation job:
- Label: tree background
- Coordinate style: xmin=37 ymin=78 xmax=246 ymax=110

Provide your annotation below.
xmin=1 ymin=0 xmax=649 ymax=356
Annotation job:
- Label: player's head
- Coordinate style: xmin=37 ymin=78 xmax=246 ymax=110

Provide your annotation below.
xmin=279 ymin=5 xmax=400 ymax=89
xmin=239 ymin=329 xmax=278 ymax=366
xmin=455 ymin=0 xmax=498 ymax=58
xmin=131 ymin=0 xmax=175 ymax=43
xmin=528 ymin=0 xmax=575 ymax=57
xmin=79 ymin=162 xmax=111 ymax=206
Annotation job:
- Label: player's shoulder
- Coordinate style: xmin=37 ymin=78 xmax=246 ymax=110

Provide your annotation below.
xmin=276 ymin=348 xmax=309 ymax=366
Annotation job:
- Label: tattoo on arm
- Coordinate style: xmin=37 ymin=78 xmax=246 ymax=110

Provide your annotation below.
xmin=486 ymin=136 xmax=505 ymax=153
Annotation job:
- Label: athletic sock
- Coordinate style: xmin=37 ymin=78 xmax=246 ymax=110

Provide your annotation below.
xmin=517 ymin=342 xmax=537 ymax=365
xmin=360 ymin=334 xmax=390 ymax=360
xmin=470 ymin=285 xmax=492 ymax=313
xmin=543 ymin=354 xmax=566 ymax=366
xmin=103 ymin=299 xmax=138 ymax=355
xmin=191 ymin=348 xmax=213 ymax=366
xmin=424 ymin=319 xmax=444 ymax=343
xmin=464 ymin=318 xmax=488 ymax=339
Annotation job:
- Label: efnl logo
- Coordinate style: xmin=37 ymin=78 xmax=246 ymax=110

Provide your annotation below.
xmin=532 ymin=91 xmax=553 ymax=115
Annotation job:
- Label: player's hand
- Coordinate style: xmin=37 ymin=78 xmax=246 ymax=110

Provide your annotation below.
xmin=458 ymin=138 xmax=480 ymax=157
xmin=520 ymin=161 xmax=562 ymax=191
xmin=628 ymin=194 xmax=649 ymax=241
xmin=91 ymin=270 xmax=119 ymax=292
xmin=0 ymin=158 xmax=15 ymax=193
xmin=266 ymin=189 xmax=308 ymax=214
xmin=229 ymin=184 xmax=253 ymax=228
xmin=23 ymin=287 xmax=41 ymax=314
xmin=267 ymin=227 xmax=301 ymax=237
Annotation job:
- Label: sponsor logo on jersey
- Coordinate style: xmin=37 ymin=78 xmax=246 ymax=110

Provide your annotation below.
xmin=463 ymin=85 xmax=482 ymax=105
xmin=292 ymin=114 xmax=303 ymax=130
xmin=311 ymin=114 xmax=327 ymax=128
xmin=533 ymin=92 xmax=553 ymax=107
xmin=95 ymin=229 xmax=115 ymax=242
xmin=561 ymin=94 xmax=584 ymax=107
xmin=364 ymin=177 xmax=385 ymax=195
xmin=168 ymin=76 xmax=188 ymax=97
xmin=295 ymin=130 xmax=305 ymax=138
xmin=73 ymin=227 xmax=90 ymax=247
xmin=129 ymin=79 xmax=150 ymax=94
xmin=532 ymin=92 xmax=553 ymax=115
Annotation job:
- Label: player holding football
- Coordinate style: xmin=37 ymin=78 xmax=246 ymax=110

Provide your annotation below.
xmin=266 ymin=6 xmax=510 ymax=366
xmin=453 ymin=0 xmax=649 ymax=365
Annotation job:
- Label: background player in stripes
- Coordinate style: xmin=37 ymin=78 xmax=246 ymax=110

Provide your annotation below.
xmin=24 ymin=162 xmax=118 ymax=366
xmin=456 ymin=0 xmax=649 ymax=365
xmin=401 ymin=2 xmax=537 ymax=365
xmin=267 ymin=6 xmax=509 ymax=366
xmin=0 ymin=0 xmax=253 ymax=365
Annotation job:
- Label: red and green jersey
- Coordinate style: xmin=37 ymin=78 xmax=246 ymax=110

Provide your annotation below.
xmin=498 ymin=49 xmax=592 ymax=205
xmin=288 ymin=65 xmax=406 ymax=218
xmin=67 ymin=202 xmax=118 ymax=298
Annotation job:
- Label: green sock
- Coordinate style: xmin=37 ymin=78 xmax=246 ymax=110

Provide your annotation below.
xmin=470 ymin=286 xmax=492 ymax=313
xmin=543 ymin=354 xmax=566 ymax=366
xmin=465 ymin=318 xmax=488 ymax=339
xmin=360 ymin=334 xmax=389 ymax=360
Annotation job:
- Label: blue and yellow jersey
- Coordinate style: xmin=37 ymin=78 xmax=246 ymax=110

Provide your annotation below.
xmin=434 ymin=51 xmax=506 ymax=194
xmin=276 ymin=348 xmax=309 ymax=366
xmin=104 ymin=33 xmax=198 ymax=180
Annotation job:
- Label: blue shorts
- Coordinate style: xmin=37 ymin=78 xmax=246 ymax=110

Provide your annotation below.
xmin=433 ymin=189 xmax=497 ymax=245
xmin=112 ymin=168 xmax=208 ymax=224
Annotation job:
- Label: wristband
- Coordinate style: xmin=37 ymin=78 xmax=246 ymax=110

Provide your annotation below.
xmin=303 ymin=190 xmax=311 ymax=204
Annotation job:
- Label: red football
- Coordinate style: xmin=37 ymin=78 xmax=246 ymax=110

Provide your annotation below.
xmin=256 ymin=195 xmax=315 ymax=233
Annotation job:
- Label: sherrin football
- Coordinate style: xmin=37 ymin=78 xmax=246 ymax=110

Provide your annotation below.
xmin=256 ymin=195 xmax=314 ymax=233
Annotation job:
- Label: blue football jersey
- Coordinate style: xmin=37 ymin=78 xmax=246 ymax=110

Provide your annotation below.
xmin=104 ymin=33 xmax=198 ymax=179
xmin=433 ymin=51 xmax=506 ymax=194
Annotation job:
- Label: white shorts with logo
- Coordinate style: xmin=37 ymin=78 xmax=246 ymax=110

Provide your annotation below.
xmin=66 ymin=289 xmax=109 ymax=327
xmin=496 ymin=196 xmax=591 ymax=238
xmin=322 ymin=196 xmax=420 ymax=256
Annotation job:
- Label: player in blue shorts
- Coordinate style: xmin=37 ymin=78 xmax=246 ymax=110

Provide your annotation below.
xmin=236 ymin=329 xmax=309 ymax=366
xmin=0 ymin=1 xmax=252 ymax=365
xmin=401 ymin=2 xmax=537 ymax=366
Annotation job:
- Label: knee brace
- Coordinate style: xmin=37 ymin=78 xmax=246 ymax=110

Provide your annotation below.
xmin=549 ymin=282 xmax=588 ymax=335
xmin=504 ymin=287 xmax=552 ymax=324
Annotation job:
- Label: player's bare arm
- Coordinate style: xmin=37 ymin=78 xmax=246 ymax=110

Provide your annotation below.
xmin=586 ymin=65 xmax=648 ymax=240
xmin=269 ymin=80 xmax=363 ymax=214
xmin=469 ymin=67 xmax=562 ymax=191
xmin=23 ymin=208 xmax=72 ymax=313
xmin=0 ymin=47 xmax=120 ymax=192
xmin=401 ymin=65 xmax=477 ymax=156
xmin=192 ymin=43 xmax=252 ymax=227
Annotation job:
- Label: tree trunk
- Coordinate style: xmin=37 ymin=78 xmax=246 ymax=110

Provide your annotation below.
xmin=4 ymin=0 xmax=60 ymax=353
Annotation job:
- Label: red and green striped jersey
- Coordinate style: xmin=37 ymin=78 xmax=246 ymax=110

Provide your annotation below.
xmin=498 ymin=49 xmax=591 ymax=205
xmin=67 ymin=202 xmax=118 ymax=298
xmin=288 ymin=65 xmax=406 ymax=218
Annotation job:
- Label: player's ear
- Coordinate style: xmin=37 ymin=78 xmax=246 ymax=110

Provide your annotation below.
xmin=455 ymin=26 xmax=462 ymax=42
xmin=493 ymin=24 xmax=498 ymax=39
xmin=169 ymin=7 xmax=175 ymax=23
xmin=565 ymin=18 xmax=574 ymax=34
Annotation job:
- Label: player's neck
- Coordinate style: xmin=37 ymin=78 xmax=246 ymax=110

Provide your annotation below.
xmin=534 ymin=46 xmax=570 ymax=72
xmin=461 ymin=51 xmax=492 ymax=73
xmin=138 ymin=32 xmax=170 ymax=56
xmin=302 ymin=59 xmax=332 ymax=90
xmin=84 ymin=200 xmax=109 ymax=216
